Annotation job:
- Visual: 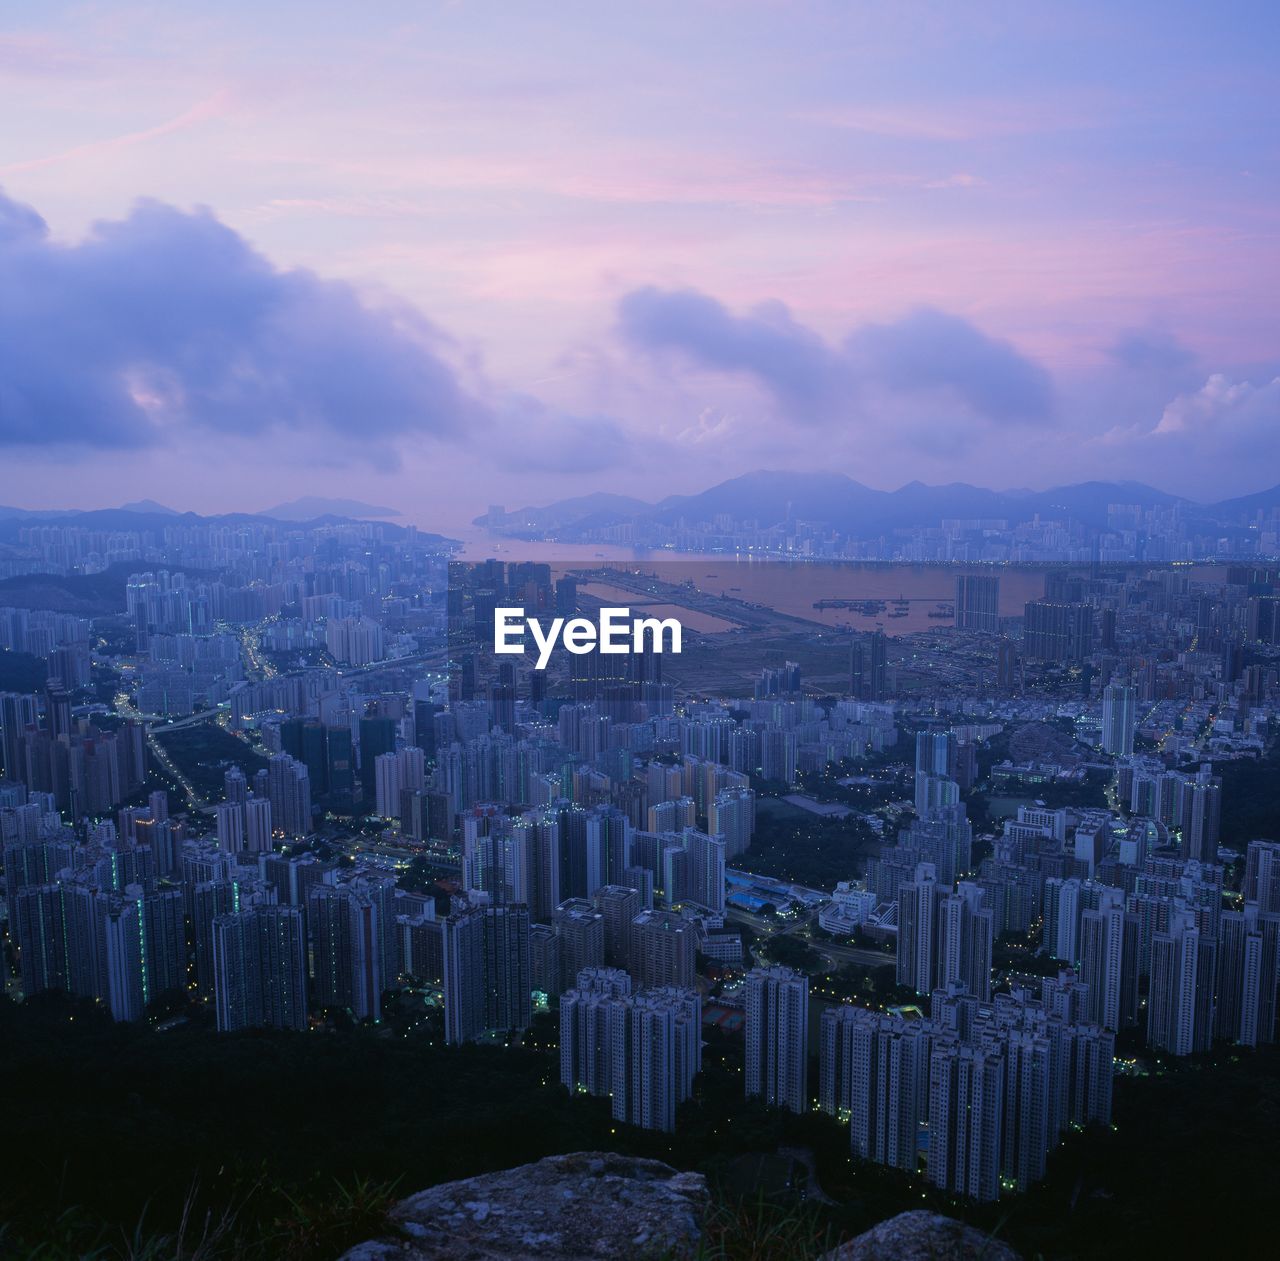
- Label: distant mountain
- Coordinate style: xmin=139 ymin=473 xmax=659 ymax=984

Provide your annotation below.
xmin=0 ymin=507 xmax=452 ymax=548
xmin=260 ymin=497 xmax=402 ymax=521
xmin=482 ymin=470 xmax=1212 ymax=538
xmin=119 ymin=499 xmax=178 ymax=515
xmin=0 ymin=505 xmax=82 ymax=521
xmin=1210 ymin=484 xmax=1280 ymax=521
xmin=476 ymin=492 xmax=654 ymax=535
xmin=650 ymin=471 xmax=1189 ymax=533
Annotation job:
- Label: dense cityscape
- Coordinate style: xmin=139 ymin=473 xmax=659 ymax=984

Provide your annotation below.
xmin=1 ymin=495 xmax=1277 ymax=1252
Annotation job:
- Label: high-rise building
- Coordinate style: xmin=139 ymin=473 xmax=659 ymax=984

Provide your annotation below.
xmin=955 ymin=574 xmax=1001 ymax=634
xmin=244 ymin=797 xmax=273 ymax=852
xmin=630 ymin=909 xmax=697 ymax=990
xmin=914 ymin=730 xmax=958 ymax=817
xmin=995 ymin=1027 xmax=1051 ymax=1191
xmin=744 ymin=965 xmax=809 ymax=1113
xmin=215 ymin=801 xmax=244 ymax=853
xmin=937 ymin=882 xmax=994 ymax=1003
xmin=442 ymin=899 xmax=532 ymax=1044
xmin=267 ymin=754 xmax=312 ymax=838
xmin=559 ymin=966 xmax=633 ymax=1098
xmin=1043 ymin=877 xmax=1083 ymax=963
xmin=662 ymin=827 xmax=725 ymax=914
xmin=309 ymin=877 xmax=396 ymax=1022
xmin=1216 ymin=904 xmax=1280 ymax=1047
xmin=1147 ymin=909 xmax=1217 ymax=1056
xmin=928 ymin=1041 xmax=1005 ymax=1202
xmin=613 ymin=986 xmax=702 ymax=1133
xmin=374 ymin=751 xmax=401 ymax=819
xmin=11 ymin=882 xmax=67 ymax=996
xmin=212 ymin=905 xmax=308 ymax=1032
xmin=1023 ymin=601 xmax=1094 ymax=663
xmin=1176 ymin=767 xmax=1221 ymax=864
xmin=897 ymin=863 xmax=942 ymax=994
xmin=844 ymin=1008 xmax=934 ymax=1172
xmin=1244 ymin=840 xmax=1280 ymax=914
xmin=1079 ymin=889 xmax=1139 ymax=1031
xmin=0 ymin=692 xmax=39 ymax=783
xmin=1101 ymin=682 xmax=1137 ymax=757
xmin=708 ymin=787 xmax=755 ymax=859
xmin=553 ymin=898 xmax=605 ymax=991
xmin=850 ymin=631 xmax=887 ymax=702
xmin=593 ymin=884 xmax=642 ymax=970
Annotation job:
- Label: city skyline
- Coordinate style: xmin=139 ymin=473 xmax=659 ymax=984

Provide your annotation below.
xmin=2 ymin=1 xmax=1279 ymax=525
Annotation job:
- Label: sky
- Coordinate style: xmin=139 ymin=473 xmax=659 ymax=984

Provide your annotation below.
xmin=1 ymin=0 xmax=1278 ymax=529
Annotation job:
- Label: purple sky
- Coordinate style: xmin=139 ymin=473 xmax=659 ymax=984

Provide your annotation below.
xmin=2 ymin=1 xmax=1278 ymax=528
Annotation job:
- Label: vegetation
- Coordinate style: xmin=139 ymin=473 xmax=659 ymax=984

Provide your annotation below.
xmin=737 ymin=799 xmax=878 ymax=889
xmin=0 ymin=563 xmax=134 ymax=614
xmin=149 ymin=723 xmax=269 ymax=799
xmin=1 ymin=993 xmax=1275 ymax=1259
xmin=0 ymin=648 xmax=48 ymax=692
xmin=757 ymin=935 xmax=825 ymax=974
xmin=1217 ymin=742 xmax=1280 ymax=848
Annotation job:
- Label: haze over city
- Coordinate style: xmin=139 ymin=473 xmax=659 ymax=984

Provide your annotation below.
xmin=2 ymin=0 xmax=1278 ymax=530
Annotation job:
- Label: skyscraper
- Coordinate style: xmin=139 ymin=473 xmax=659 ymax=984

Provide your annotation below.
xmin=612 ymin=987 xmax=702 ymax=1133
xmin=630 ymin=909 xmax=697 ymax=990
xmin=212 ymin=905 xmax=308 ymax=1032
xmin=745 ymin=965 xmax=809 ymax=1113
xmin=267 ymin=753 xmax=312 ymax=838
xmin=1147 ymin=909 xmax=1217 ymax=1056
xmin=1079 ymin=889 xmax=1139 ymax=1031
xmin=1023 ymin=601 xmax=1094 ymax=663
xmin=844 ymin=1008 xmax=933 ymax=1172
xmin=937 ymin=882 xmax=994 ymax=1003
xmin=1101 ymin=682 xmax=1137 ymax=757
xmin=1216 ymin=904 xmax=1280 ymax=1047
xmin=309 ymin=877 xmax=396 ymax=1022
xmin=850 ymin=631 xmax=887 ymax=702
xmin=928 ymin=1041 xmax=1005 ymax=1202
xmin=442 ymin=898 xmax=532 ymax=1044
xmin=897 ymin=862 xmax=942 ymax=995
xmin=955 ymin=574 xmax=1001 ymax=634
xmin=559 ymin=966 xmax=633 ymax=1097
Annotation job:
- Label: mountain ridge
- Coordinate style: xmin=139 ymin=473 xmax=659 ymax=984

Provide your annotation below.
xmin=259 ymin=496 xmax=402 ymax=521
xmin=477 ymin=470 xmax=1280 ymax=536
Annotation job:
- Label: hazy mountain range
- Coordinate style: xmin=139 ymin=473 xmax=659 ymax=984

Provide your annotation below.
xmin=478 ymin=470 xmax=1280 ymax=537
xmin=0 ymin=504 xmax=444 ymax=545
xmin=258 ymin=497 xmax=402 ymax=521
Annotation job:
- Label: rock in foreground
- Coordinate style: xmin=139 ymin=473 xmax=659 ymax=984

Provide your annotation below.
xmin=340 ymin=1152 xmax=709 ymax=1260
xmin=819 ymin=1210 xmax=1021 ymax=1261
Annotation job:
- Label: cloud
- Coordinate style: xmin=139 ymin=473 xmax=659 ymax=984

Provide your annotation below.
xmin=846 ymin=308 xmax=1054 ymax=424
xmin=1154 ymin=374 xmax=1280 ymax=442
xmin=617 ymin=287 xmax=846 ymax=418
xmin=617 ymin=285 xmax=1054 ymax=427
xmin=0 ymin=188 xmax=486 ymax=465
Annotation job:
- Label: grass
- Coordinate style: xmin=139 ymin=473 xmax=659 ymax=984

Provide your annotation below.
xmin=0 ymin=1177 xmax=401 ymax=1261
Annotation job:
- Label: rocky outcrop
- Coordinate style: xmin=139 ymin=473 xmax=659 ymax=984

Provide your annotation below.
xmin=341 ymin=1155 xmax=1021 ymax=1261
xmin=339 ymin=1152 xmax=709 ymax=1260
xmin=819 ymin=1210 xmax=1021 ymax=1260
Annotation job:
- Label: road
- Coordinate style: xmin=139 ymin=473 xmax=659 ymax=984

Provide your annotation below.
xmin=726 ymin=905 xmax=895 ymax=973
